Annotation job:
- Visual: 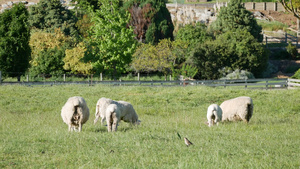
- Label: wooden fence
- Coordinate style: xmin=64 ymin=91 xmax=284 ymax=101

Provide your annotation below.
xmin=263 ymin=31 xmax=299 ymax=48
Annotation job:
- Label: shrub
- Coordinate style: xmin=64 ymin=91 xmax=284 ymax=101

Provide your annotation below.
xmin=220 ymin=69 xmax=255 ymax=80
xmin=292 ymin=68 xmax=300 ymax=79
xmin=286 ymin=42 xmax=298 ymax=59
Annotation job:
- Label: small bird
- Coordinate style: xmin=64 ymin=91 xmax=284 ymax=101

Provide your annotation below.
xmin=184 ymin=137 xmax=193 ymax=147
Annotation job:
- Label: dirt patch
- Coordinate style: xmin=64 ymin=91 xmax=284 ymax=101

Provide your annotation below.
xmin=255 ymin=10 xmax=298 ymax=30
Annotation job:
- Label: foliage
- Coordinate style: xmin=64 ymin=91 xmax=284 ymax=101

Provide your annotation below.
xmin=63 ymin=42 xmax=93 ymax=74
xmin=126 ymin=0 xmax=174 ymax=44
xmin=171 ymin=64 xmax=198 ymax=80
xmin=29 ymin=47 xmax=66 ymax=76
xmin=131 ymin=39 xmax=187 ymax=74
xmin=192 ymin=29 xmax=268 ymax=79
xmin=1 ymin=85 xmax=300 ymax=168
xmin=29 ymin=29 xmax=73 ymax=67
xmin=28 ymin=0 xmax=78 ymax=38
xmin=286 ymin=42 xmax=298 ymax=59
xmin=210 ymin=0 xmax=263 ymax=42
xmin=175 ymin=23 xmax=212 ymax=62
xmin=0 ymin=3 xmax=31 ymax=80
xmin=75 ymin=14 xmax=93 ymax=39
xmin=88 ymin=0 xmax=137 ymax=79
xmin=292 ymin=68 xmax=300 ymax=79
xmin=220 ymin=69 xmax=255 ymax=80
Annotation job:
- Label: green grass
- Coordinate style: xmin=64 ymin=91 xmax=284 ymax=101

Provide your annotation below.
xmin=1 ymin=85 xmax=300 ymax=168
xmin=258 ymin=20 xmax=288 ymax=32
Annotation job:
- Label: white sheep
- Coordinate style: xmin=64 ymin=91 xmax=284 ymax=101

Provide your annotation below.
xmin=95 ymin=98 xmax=140 ymax=132
xmin=105 ymin=104 xmax=121 ymax=132
xmin=117 ymin=101 xmax=140 ymax=125
xmin=94 ymin=97 xmax=116 ymax=125
xmin=207 ymin=104 xmax=222 ymax=127
xmin=61 ymin=96 xmax=90 ymax=132
xmin=220 ymin=96 xmax=253 ymax=123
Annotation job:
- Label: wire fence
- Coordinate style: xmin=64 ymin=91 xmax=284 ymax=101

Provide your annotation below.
xmin=1 ymin=71 xmax=300 ymax=89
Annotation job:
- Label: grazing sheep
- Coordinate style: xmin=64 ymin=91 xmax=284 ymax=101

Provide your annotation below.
xmin=106 ymin=101 xmax=140 ymax=132
xmin=220 ymin=96 xmax=253 ymax=123
xmin=95 ymin=98 xmax=140 ymax=132
xmin=117 ymin=101 xmax=140 ymax=125
xmin=207 ymin=104 xmax=222 ymax=127
xmin=94 ymin=97 xmax=116 ymax=125
xmin=106 ymin=104 xmax=121 ymax=132
xmin=61 ymin=96 xmax=90 ymax=132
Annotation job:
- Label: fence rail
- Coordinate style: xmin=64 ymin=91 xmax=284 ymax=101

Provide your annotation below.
xmin=263 ymin=31 xmax=299 ymax=48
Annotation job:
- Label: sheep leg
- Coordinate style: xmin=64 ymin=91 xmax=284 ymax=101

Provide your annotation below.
xmin=112 ymin=118 xmax=118 ymax=132
xmin=106 ymin=116 xmax=112 ymax=132
xmin=68 ymin=124 xmax=72 ymax=132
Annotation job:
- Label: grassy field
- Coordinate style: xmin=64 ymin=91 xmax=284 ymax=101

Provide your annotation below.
xmin=0 ymin=85 xmax=300 ymax=168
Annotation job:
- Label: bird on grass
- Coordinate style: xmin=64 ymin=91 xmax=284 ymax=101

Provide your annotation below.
xmin=184 ymin=137 xmax=193 ymax=147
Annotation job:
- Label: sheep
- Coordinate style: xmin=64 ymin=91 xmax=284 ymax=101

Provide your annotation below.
xmin=105 ymin=104 xmax=120 ymax=132
xmin=220 ymin=96 xmax=253 ymax=123
xmin=116 ymin=101 xmax=140 ymax=125
xmin=94 ymin=97 xmax=116 ymax=125
xmin=61 ymin=96 xmax=90 ymax=132
xmin=95 ymin=98 xmax=140 ymax=132
xmin=207 ymin=104 xmax=222 ymax=127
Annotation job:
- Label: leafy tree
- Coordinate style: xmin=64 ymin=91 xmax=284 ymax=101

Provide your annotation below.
xmin=192 ymin=29 xmax=268 ymax=79
xmin=131 ymin=39 xmax=187 ymax=74
xmin=30 ymin=47 xmax=66 ymax=76
xmin=29 ymin=29 xmax=73 ymax=76
xmin=210 ymin=0 xmax=263 ymax=42
xmin=175 ymin=23 xmax=212 ymax=62
xmin=88 ymin=0 xmax=137 ymax=79
xmin=126 ymin=0 xmax=174 ymax=44
xmin=63 ymin=42 xmax=93 ymax=74
xmin=28 ymin=0 xmax=78 ymax=38
xmin=0 ymin=3 xmax=31 ymax=81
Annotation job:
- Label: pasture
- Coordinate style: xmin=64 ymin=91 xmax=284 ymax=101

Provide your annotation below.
xmin=0 ymin=85 xmax=300 ymax=168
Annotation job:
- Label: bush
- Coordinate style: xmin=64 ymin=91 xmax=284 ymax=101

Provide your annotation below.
xmin=292 ymin=68 xmax=300 ymax=79
xmin=286 ymin=42 xmax=298 ymax=59
xmin=220 ymin=69 xmax=255 ymax=80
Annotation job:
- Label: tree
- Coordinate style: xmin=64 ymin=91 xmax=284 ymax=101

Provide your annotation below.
xmin=0 ymin=3 xmax=31 ymax=81
xmin=29 ymin=29 xmax=73 ymax=76
xmin=131 ymin=39 xmax=187 ymax=74
xmin=175 ymin=23 xmax=212 ymax=62
xmin=126 ymin=0 xmax=174 ymax=44
xmin=210 ymin=0 xmax=263 ymax=42
xmin=88 ymin=0 xmax=137 ymax=79
xmin=63 ymin=42 xmax=93 ymax=74
xmin=192 ymin=29 xmax=268 ymax=79
xmin=30 ymin=47 xmax=66 ymax=76
xmin=279 ymin=0 xmax=300 ymax=30
xmin=28 ymin=0 xmax=78 ymax=38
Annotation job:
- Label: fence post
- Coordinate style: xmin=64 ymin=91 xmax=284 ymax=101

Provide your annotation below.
xmin=27 ymin=74 xmax=29 ymax=82
xmin=91 ymin=74 xmax=93 ymax=86
xmin=0 ymin=71 xmax=2 ymax=85
xmin=169 ymin=75 xmax=172 ymax=81
xmin=266 ymin=36 xmax=268 ymax=48
xmin=245 ymin=78 xmax=247 ymax=89
xmin=274 ymin=2 xmax=277 ymax=11
xmin=100 ymin=73 xmax=103 ymax=81
xmin=138 ymin=73 xmax=140 ymax=81
xmin=63 ymin=74 xmax=66 ymax=82
xmin=266 ymin=80 xmax=268 ymax=89
xmin=252 ymin=2 xmax=255 ymax=10
xmin=263 ymin=2 xmax=266 ymax=10
xmin=285 ymin=33 xmax=287 ymax=43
